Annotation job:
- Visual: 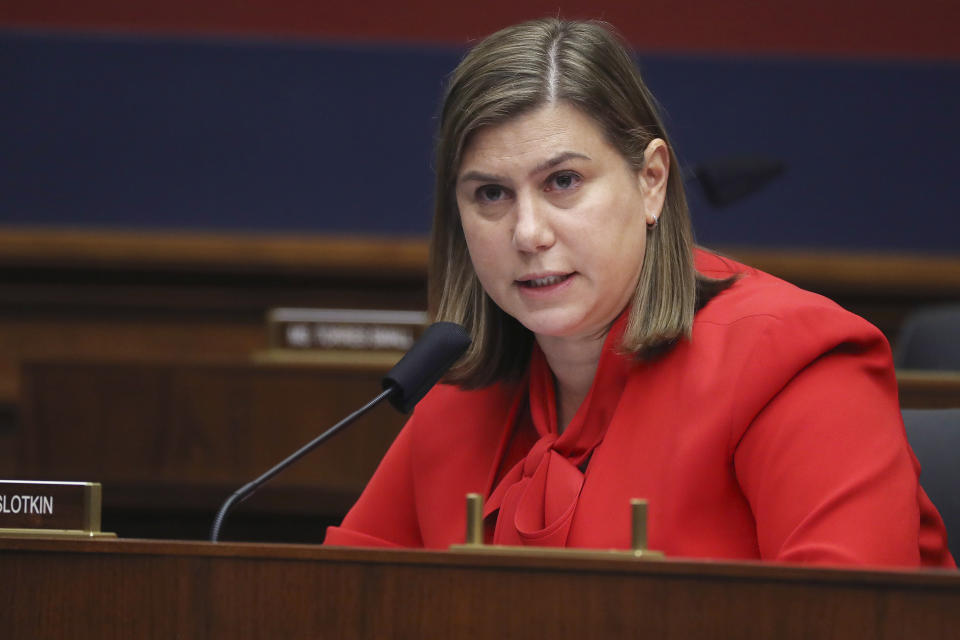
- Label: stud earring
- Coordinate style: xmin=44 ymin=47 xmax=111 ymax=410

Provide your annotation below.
xmin=647 ymin=214 xmax=659 ymax=229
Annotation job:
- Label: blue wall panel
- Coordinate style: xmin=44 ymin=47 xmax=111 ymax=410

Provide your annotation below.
xmin=649 ymin=56 xmax=960 ymax=251
xmin=3 ymin=32 xmax=453 ymax=234
xmin=3 ymin=31 xmax=959 ymax=251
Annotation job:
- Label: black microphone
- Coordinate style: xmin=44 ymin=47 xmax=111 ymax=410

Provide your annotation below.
xmin=210 ymin=321 xmax=471 ymax=542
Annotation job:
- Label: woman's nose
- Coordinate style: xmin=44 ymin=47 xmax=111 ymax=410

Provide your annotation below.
xmin=512 ymin=193 xmax=555 ymax=253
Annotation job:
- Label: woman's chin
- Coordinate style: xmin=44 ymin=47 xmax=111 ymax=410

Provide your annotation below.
xmin=513 ymin=304 xmax=624 ymax=346
xmin=521 ymin=315 xmax=598 ymax=344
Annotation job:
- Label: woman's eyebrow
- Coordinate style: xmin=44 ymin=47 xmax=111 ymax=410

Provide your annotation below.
xmin=532 ymin=151 xmax=590 ymax=175
xmin=459 ymin=151 xmax=591 ymax=185
xmin=458 ymin=170 xmax=506 ymax=185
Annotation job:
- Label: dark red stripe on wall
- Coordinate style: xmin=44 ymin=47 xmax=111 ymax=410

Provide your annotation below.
xmin=3 ymin=0 xmax=960 ymax=60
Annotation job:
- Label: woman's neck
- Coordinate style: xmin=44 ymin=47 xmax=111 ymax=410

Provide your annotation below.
xmin=536 ymin=332 xmax=606 ymax=432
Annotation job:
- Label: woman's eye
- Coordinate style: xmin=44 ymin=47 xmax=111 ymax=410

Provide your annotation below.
xmin=546 ymin=171 xmax=581 ymax=191
xmin=477 ymin=185 xmax=505 ymax=202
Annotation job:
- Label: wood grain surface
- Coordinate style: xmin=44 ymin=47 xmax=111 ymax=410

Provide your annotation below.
xmin=1 ymin=537 xmax=958 ymax=639
xmin=2 ymin=227 xmax=958 ymax=409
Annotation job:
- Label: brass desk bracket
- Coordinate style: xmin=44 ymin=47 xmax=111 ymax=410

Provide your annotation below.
xmin=450 ymin=493 xmax=664 ymax=560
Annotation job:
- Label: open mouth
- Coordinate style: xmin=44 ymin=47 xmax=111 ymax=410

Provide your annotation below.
xmin=518 ymin=274 xmax=573 ymax=289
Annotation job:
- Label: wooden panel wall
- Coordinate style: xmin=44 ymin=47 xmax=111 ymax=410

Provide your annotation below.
xmin=2 ymin=228 xmax=959 ymax=539
xmin=0 ymin=228 xmax=429 ymax=405
xmin=3 ymin=227 xmax=959 ymax=406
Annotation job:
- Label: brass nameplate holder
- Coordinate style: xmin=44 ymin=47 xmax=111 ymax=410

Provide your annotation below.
xmin=0 ymin=480 xmax=116 ymax=539
xmin=450 ymin=493 xmax=664 ymax=560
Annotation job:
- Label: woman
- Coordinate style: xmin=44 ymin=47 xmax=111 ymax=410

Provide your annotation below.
xmin=325 ymin=19 xmax=954 ymax=566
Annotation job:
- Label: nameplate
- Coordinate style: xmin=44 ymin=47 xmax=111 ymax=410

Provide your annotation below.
xmin=267 ymin=308 xmax=427 ymax=351
xmin=0 ymin=480 xmax=113 ymax=538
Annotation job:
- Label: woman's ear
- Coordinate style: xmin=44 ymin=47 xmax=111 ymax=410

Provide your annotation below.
xmin=639 ymin=138 xmax=670 ymax=226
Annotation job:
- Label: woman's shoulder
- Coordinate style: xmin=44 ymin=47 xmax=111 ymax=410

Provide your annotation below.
xmin=687 ymin=249 xmax=900 ymax=455
xmin=693 ymin=248 xmax=881 ymax=340
xmin=688 ymin=248 xmax=894 ymax=395
xmin=406 ymin=379 xmax=522 ymax=442
xmin=401 ymin=380 xmax=523 ymax=487
xmin=415 ymin=380 xmax=516 ymax=415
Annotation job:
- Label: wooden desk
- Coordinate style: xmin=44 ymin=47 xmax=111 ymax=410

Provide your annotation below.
xmin=13 ymin=357 xmax=404 ymax=505
xmin=1 ymin=537 xmax=958 ymax=639
xmin=9 ymin=357 xmax=407 ymax=540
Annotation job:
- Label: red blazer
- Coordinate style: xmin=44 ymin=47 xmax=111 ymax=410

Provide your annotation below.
xmin=325 ymin=251 xmax=954 ymax=567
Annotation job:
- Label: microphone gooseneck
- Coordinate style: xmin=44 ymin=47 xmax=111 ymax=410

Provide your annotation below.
xmin=210 ymin=321 xmax=471 ymax=542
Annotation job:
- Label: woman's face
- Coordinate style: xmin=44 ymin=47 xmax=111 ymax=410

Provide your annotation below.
xmin=456 ymin=101 xmax=668 ymax=344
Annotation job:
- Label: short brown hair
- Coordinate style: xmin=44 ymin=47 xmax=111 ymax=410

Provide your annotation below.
xmin=430 ymin=18 xmax=727 ymax=387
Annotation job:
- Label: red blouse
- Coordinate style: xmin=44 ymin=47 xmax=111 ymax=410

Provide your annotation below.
xmin=325 ymin=251 xmax=955 ymax=567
